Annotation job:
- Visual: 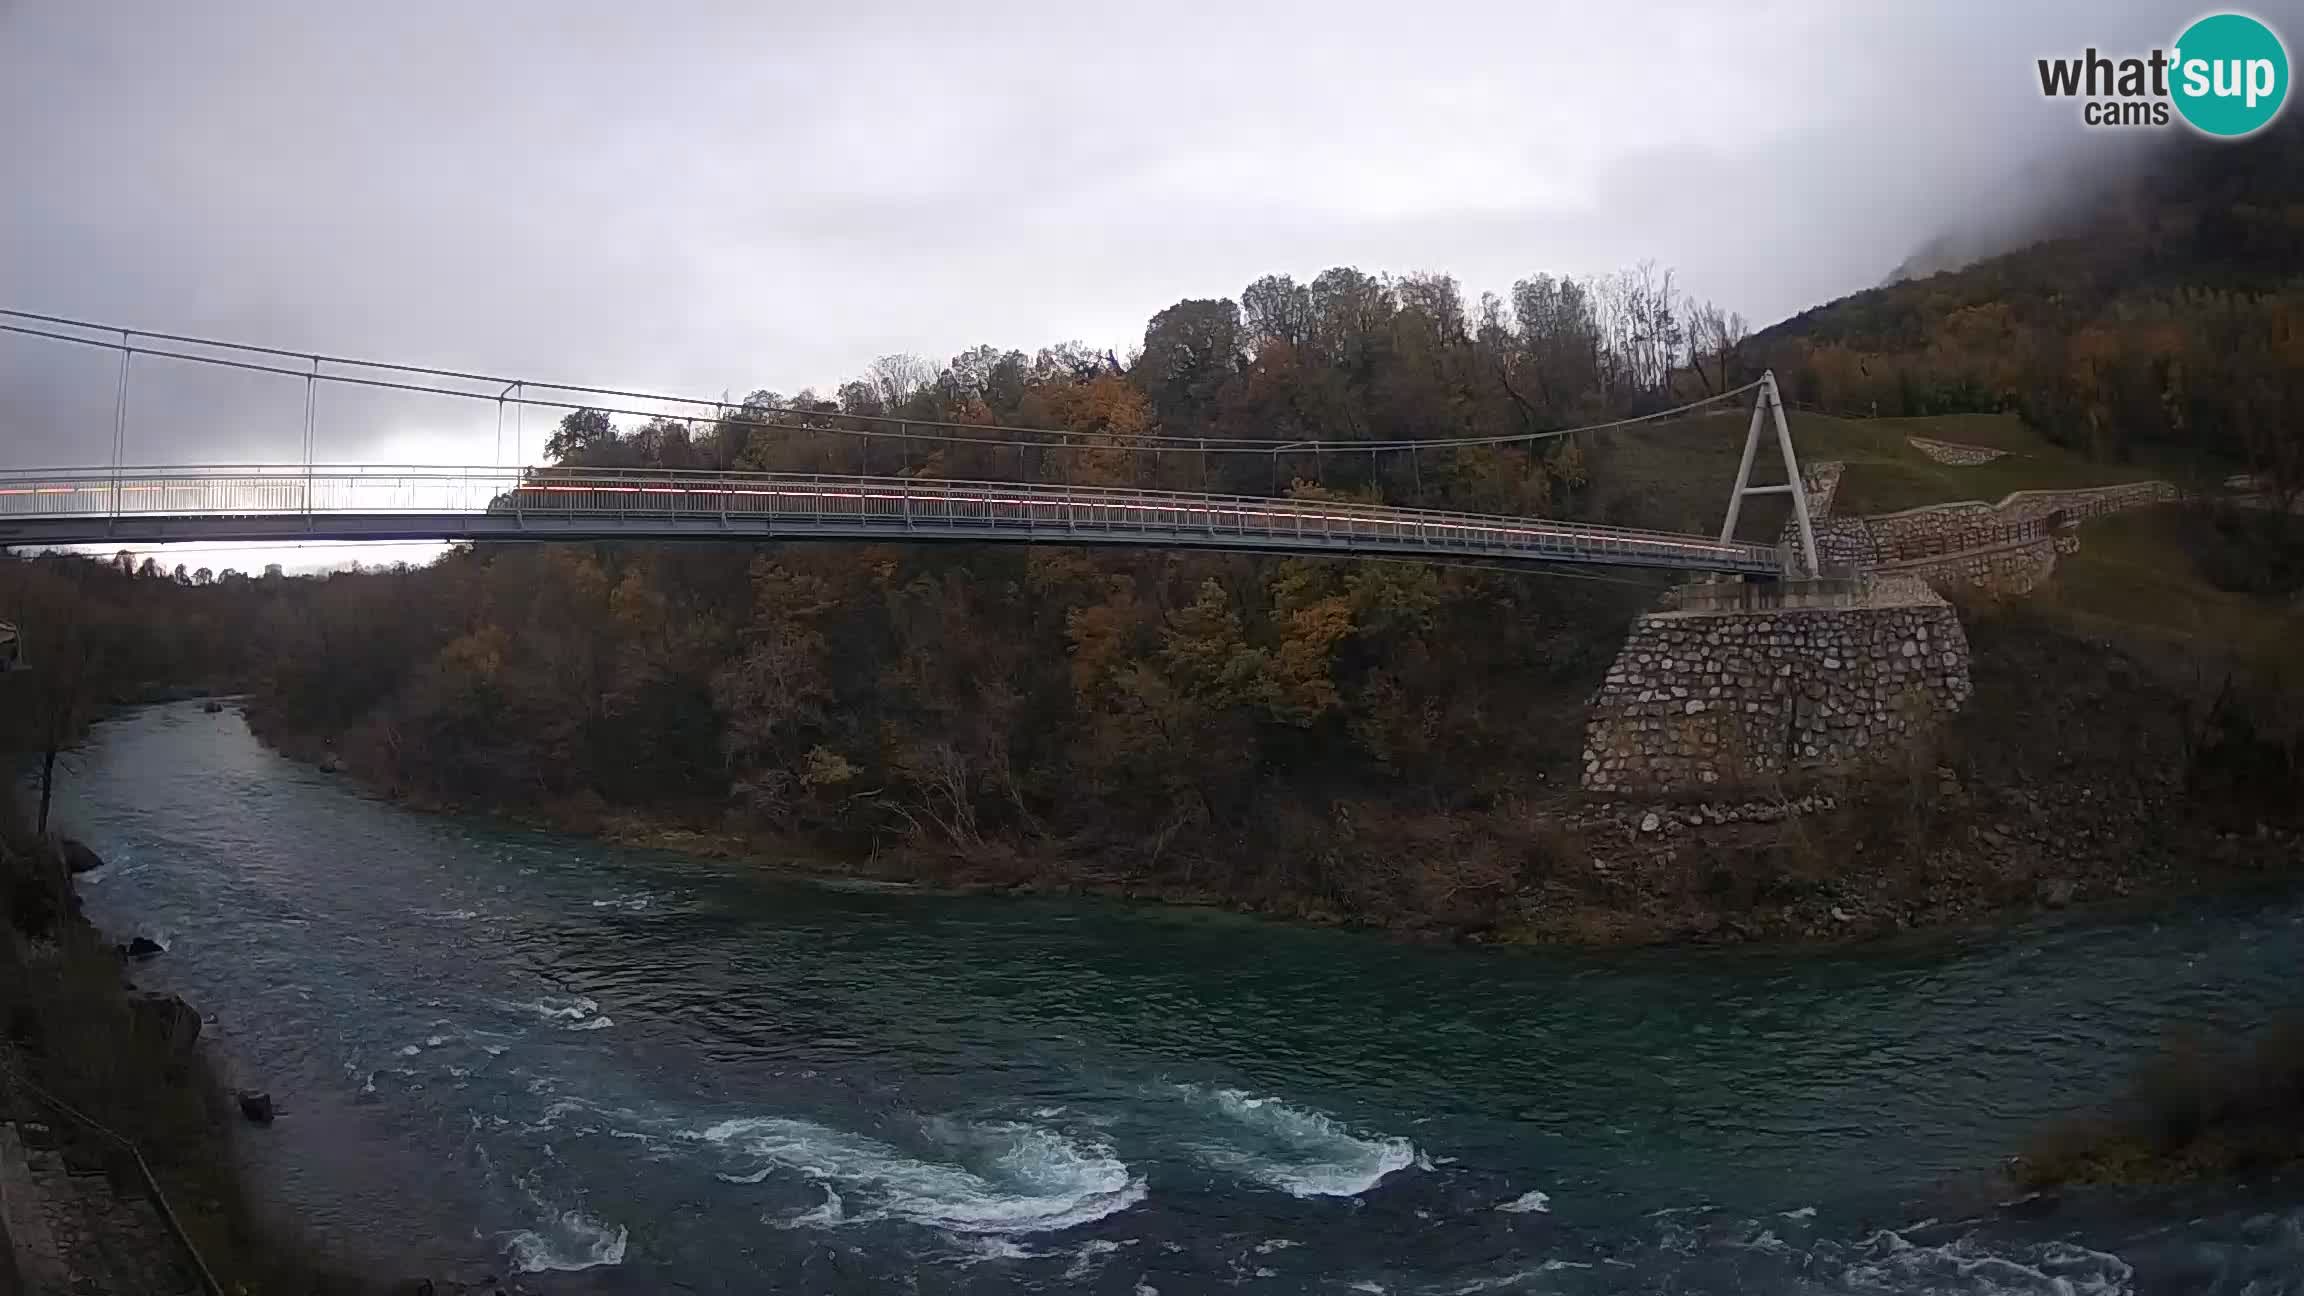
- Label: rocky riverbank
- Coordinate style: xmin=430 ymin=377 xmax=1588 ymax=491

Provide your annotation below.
xmin=0 ymin=825 xmax=525 ymax=1295
xmin=245 ymin=662 xmax=2304 ymax=954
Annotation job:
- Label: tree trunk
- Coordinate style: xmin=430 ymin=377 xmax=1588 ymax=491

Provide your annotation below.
xmin=37 ymin=742 xmax=57 ymax=838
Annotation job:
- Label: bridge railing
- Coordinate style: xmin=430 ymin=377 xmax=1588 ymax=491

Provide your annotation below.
xmin=0 ymin=464 xmax=1781 ymax=572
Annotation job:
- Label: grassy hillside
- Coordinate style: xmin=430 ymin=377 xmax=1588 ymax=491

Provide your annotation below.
xmin=1746 ymin=121 xmax=2304 ymax=495
xmin=1761 ymin=122 xmax=2304 ymax=355
xmin=1575 ymin=408 xmax=2193 ymax=542
xmin=2042 ymin=508 xmax=2304 ymax=653
xmin=1815 ymin=414 xmax=2206 ymax=517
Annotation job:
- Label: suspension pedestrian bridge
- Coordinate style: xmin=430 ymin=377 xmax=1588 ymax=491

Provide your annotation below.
xmin=0 ymin=311 xmax=1817 ymax=576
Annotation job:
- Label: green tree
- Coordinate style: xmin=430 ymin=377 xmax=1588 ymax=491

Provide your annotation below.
xmin=544 ymin=408 xmax=617 ymax=463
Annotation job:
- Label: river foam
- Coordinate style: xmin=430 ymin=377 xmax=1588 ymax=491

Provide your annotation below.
xmin=1832 ymin=1233 xmax=2135 ymax=1296
xmin=1175 ymin=1085 xmax=1418 ymax=1198
xmin=1495 ymin=1188 xmax=1552 ymax=1214
xmin=514 ymin=993 xmax=598 ymax=1020
xmin=504 ymin=1205 xmax=629 ymax=1273
xmin=701 ymin=1114 xmax=1145 ymax=1234
xmin=771 ymin=1183 xmax=846 ymax=1229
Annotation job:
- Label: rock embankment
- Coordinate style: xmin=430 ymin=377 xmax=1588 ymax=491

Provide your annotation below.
xmin=1532 ymin=759 xmax=2302 ymax=947
xmin=58 ymin=840 xmax=103 ymax=876
xmin=3 ymin=831 xmax=516 ymax=1293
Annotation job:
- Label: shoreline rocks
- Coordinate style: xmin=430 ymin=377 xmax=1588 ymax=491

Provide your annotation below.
xmin=59 ymin=839 xmax=104 ymax=875
xmin=124 ymin=991 xmax=201 ymax=1061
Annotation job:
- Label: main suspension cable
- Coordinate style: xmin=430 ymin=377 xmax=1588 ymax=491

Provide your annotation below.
xmin=2 ymin=308 xmax=1761 ymax=458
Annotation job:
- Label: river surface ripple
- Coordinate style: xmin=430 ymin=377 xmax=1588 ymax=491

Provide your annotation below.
xmin=50 ymin=702 xmax=2304 ymax=1293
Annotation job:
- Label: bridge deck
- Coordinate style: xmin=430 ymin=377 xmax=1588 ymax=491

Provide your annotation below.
xmin=0 ymin=467 xmax=1782 ymax=574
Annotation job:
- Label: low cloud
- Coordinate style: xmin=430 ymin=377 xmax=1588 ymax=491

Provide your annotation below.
xmin=2 ymin=0 xmax=2200 ymax=473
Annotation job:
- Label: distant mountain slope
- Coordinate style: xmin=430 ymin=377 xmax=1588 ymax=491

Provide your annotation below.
xmin=1876 ymin=136 xmax=2156 ymax=286
xmin=1749 ymin=120 xmax=2304 ymax=484
xmin=1774 ymin=121 xmax=2304 ymax=349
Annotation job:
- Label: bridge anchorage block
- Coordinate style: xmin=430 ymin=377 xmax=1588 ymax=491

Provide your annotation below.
xmin=1580 ymin=575 xmax=1972 ymax=798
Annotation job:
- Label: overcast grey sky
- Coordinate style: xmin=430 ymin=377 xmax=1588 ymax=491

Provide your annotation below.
xmin=0 ymin=0 xmax=2242 ymax=498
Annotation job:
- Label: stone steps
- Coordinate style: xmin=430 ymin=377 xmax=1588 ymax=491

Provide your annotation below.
xmin=2 ymin=1121 xmax=202 ymax=1294
xmin=1 ymin=1122 xmax=69 ymax=1294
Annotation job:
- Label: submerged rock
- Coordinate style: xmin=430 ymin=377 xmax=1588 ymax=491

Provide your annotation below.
xmin=60 ymin=839 xmax=104 ymax=875
xmin=236 ymin=1091 xmax=275 ymax=1124
xmin=202 ymin=699 xmax=224 ymax=714
xmin=1997 ymin=1189 xmax=2061 ymax=1220
xmin=123 ymin=936 xmax=164 ymax=960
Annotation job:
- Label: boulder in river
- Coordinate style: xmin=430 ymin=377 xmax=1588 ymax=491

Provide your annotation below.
xmin=318 ymin=751 xmax=345 ymax=774
xmin=202 ymin=699 xmax=224 ymax=713
xmin=236 ymin=1090 xmax=276 ymax=1124
xmin=125 ymin=991 xmax=201 ymax=1059
xmin=1997 ymin=1189 xmax=2062 ymax=1220
xmin=60 ymin=838 xmax=105 ymax=874
xmin=123 ymin=936 xmax=165 ymax=960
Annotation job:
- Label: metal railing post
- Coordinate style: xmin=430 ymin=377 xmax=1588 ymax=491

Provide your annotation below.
xmin=110 ymin=333 xmax=130 ymax=521
xmin=302 ymin=355 xmax=318 ymax=523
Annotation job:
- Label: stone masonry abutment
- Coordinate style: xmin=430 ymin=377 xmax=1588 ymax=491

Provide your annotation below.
xmin=1581 ymin=577 xmax=1972 ymax=797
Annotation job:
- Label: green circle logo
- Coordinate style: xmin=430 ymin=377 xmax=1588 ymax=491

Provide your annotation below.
xmin=2172 ymin=13 xmax=2289 ymax=136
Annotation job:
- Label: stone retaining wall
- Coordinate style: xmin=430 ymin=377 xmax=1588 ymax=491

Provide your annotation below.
xmin=1781 ymin=463 xmax=1858 ymax=564
xmin=1582 ymin=584 xmax=1972 ymax=796
xmin=1802 ymin=462 xmax=1842 ymax=520
xmin=1771 ymin=464 xmax=1854 ymax=575
xmin=1809 ymin=515 xmax=1880 ymax=568
xmin=1877 ymin=532 xmax=2082 ymax=597
xmin=1863 ymin=480 xmax=2178 ymax=561
xmin=1781 ymin=476 xmax=2178 ymax=569
xmin=1908 ymin=436 xmax=2008 ymax=465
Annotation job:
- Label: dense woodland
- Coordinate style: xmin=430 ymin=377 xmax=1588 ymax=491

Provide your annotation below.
xmin=243 ymin=254 xmax=1740 ymax=917
xmin=9 ymin=125 xmax=2304 ymax=923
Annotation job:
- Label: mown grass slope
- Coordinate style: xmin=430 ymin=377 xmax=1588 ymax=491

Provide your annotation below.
xmin=1573 ymin=408 xmax=2201 ymax=541
xmin=2039 ymin=508 xmax=2304 ymax=656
